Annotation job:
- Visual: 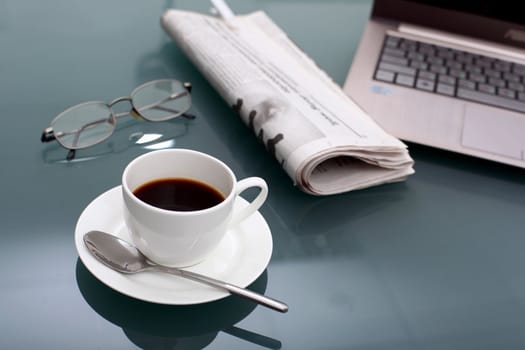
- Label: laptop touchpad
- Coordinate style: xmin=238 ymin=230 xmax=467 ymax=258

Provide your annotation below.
xmin=462 ymin=104 xmax=525 ymax=160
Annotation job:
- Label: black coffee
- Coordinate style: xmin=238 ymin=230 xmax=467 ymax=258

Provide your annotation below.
xmin=133 ymin=178 xmax=225 ymax=211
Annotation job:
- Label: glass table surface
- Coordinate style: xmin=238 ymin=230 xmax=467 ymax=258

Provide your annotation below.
xmin=1 ymin=0 xmax=525 ymax=349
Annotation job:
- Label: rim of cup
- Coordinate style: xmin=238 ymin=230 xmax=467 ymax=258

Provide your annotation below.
xmin=122 ymin=149 xmax=237 ymax=216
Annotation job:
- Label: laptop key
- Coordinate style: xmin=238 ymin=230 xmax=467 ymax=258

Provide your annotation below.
xmin=430 ymin=65 xmax=447 ymax=74
xmin=381 ymin=54 xmax=409 ymax=66
xmin=437 ymin=49 xmax=454 ymax=60
xmin=378 ymin=62 xmax=416 ymax=76
xmin=457 ymin=53 xmax=474 ymax=64
xmin=465 ymin=64 xmax=482 ymax=74
xmin=458 ymin=79 xmax=476 ymax=90
xmin=449 ymin=69 xmax=467 ymax=79
xmin=475 ymin=57 xmax=493 ymax=68
xmin=478 ymin=83 xmax=496 ymax=94
xmin=513 ymin=64 xmax=525 ymax=75
xmin=503 ymin=72 xmax=521 ymax=83
xmin=416 ymin=79 xmax=435 ymax=91
xmin=494 ymin=61 xmax=511 ymax=72
xmin=457 ymin=88 xmax=525 ymax=113
xmin=427 ymin=56 xmax=444 ymax=65
xmin=410 ymin=61 xmax=428 ymax=70
xmin=508 ymin=81 xmax=525 ymax=92
xmin=484 ymin=68 xmax=501 ymax=79
xmin=383 ymin=47 xmax=406 ymax=58
xmin=498 ymin=88 xmax=516 ymax=99
xmin=418 ymin=71 xmax=436 ymax=81
xmin=446 ymin=60 xmax=462 ymax=70
xmin=469 ymin=72 xmax=486 ymax=83
xmin=436 ymin=83 xmax=455 ymax=96
xmin=407 ymin=51 xmax=424 ymax=61
xmin=375 ymin=70 xmax=395 ymax=82
xmin=438 ymin=75 xmax=456 ymax=85
xmin=400 ymin=39 xmax=417 ymax=50
xmin=488 ymin=77 xmax=505 ymax=88
xmin=396 ymin=74 xmax=415 ymax=87
xmin=385 ymin=36 xmax=401 ymax=48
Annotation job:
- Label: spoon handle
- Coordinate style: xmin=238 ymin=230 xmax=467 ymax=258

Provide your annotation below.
xmin=155 ymin=265 xmax=289 ymax=313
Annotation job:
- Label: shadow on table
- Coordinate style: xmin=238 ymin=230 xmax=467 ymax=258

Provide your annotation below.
xmin=407 ymin=142 xmax=525 ymax=191
xmin=75 ymin=259 xmax=281 ymax=350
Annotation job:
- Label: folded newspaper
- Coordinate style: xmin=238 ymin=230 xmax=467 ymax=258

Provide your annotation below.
xmin=161 ymin=8 xmax=415 ymax=195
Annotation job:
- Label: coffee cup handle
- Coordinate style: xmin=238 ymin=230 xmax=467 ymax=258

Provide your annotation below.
xmin=229 ymin=177 xmax=268 ymax=227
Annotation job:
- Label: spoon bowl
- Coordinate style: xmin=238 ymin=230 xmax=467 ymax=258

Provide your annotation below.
xmin=83 ymin=230 xmax=288 ymax=313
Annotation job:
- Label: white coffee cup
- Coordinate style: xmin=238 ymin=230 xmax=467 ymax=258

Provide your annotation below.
xmin=122 ymin=148 xmax=268 ymax=267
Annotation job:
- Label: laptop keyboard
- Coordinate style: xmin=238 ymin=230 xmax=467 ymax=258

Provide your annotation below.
xmin=374 ymin=35 xmax=525 ymax=113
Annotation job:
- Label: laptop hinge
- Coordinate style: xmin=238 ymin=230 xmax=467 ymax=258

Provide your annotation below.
xmin=395 ymin=23 xmax=525 ymax=63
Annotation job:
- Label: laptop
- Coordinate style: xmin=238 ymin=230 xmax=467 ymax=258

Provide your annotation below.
xmin=343 ymin=0 xmax=525 ymax=168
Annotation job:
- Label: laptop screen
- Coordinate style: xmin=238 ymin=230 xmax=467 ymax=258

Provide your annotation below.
xmin=405 ymin=1 xmax=523 ymax=25
xmin=373 ymin=0 xmax=525 ymax=49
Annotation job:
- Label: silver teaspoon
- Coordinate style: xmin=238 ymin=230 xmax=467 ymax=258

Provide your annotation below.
xmin=83 ymin=230 xmax=288 ymax=313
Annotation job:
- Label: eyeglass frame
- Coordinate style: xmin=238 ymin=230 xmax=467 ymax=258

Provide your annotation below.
xmin=41 ymin=79 xmax=195 ymax=160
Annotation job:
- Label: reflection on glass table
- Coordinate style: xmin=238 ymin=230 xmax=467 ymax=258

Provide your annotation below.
xmin=76 ymin=260 xmax=281 ymax=349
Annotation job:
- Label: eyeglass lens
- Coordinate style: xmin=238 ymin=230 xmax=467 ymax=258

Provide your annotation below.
xmin=51 ymin=102 xmax=115 ymax=150
xmin=131 ymin=80 xmax=191 ymax=122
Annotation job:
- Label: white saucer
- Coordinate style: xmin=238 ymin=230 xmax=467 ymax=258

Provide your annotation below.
xmin=75 ymin=186 xmax=273 ymax=305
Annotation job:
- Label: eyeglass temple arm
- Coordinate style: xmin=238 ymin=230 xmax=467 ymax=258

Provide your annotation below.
xmin=182 ymin=82 xmax=194 ymax=117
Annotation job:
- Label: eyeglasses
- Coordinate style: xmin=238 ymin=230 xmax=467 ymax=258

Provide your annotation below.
xmin=41 ymin=79 xmax=195 ymax=160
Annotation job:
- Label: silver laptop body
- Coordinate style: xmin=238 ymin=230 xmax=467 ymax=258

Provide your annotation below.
xmin=343 ymin=0 xmax=525 ymax=168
